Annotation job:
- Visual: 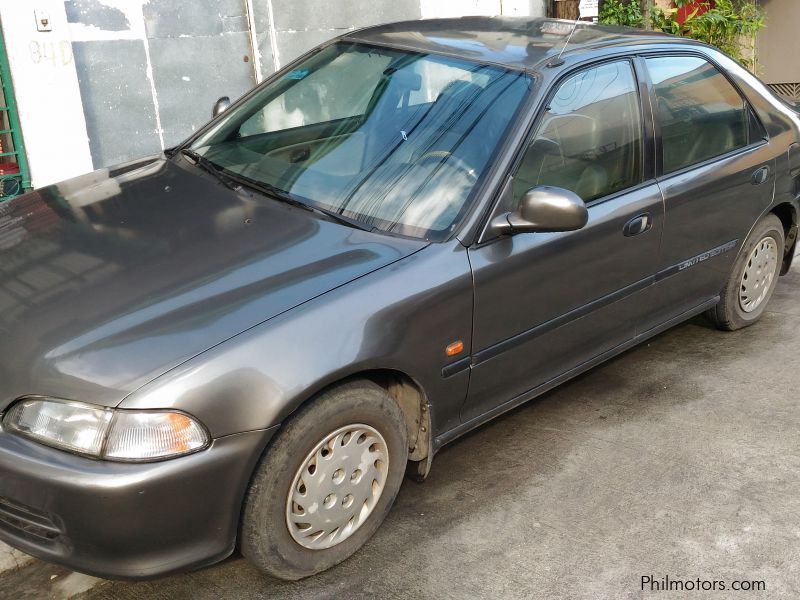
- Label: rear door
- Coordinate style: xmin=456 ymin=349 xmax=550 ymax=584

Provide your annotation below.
xmin=463 ymin=59 xmax=664 ymax=423
xmin=637 ymin=54 xmax=776 ymax=327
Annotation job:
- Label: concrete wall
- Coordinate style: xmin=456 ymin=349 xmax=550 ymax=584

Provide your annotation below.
xmin=758 ymin=0 xmax=800 ymax=85
xmin=64 ymin=0 xmax=256 ymax=169
xmin=249 ymin=0 xmax=421 ymax=79
xmin=250 ymin=0 xmax=545 ymax=75
xmin=1 ymin=0 xmax=545 ymax=187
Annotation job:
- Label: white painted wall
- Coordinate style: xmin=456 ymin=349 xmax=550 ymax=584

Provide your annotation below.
xmin=503 ymin=0 xmax=546 ymax=17
xmin=421 ymin=0 xmax=545 ymax=18
xmin=0 ymin=0 xmax=93 ymax=188
xmin=421 ymin=0 xmax=501 ymax=17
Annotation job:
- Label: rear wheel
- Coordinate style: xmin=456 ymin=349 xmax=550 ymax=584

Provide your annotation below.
xmin=240 ymin=380 xmax=408 ymax=580
xmin=705 ymin=214 xmax=784 ymax=331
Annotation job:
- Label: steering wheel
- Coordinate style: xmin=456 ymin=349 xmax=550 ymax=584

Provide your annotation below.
xmin=414 ymin=150 xmax=478 ymax=184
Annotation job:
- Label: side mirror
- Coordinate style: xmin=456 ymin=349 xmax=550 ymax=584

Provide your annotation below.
xmin=212 ymin=96 xmax=231 ymax=117
xmin=490 ymin=186 xmax=588 ymax=235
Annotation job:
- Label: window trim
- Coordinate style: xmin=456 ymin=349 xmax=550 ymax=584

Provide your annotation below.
xmin=633 ymin=55 xmax=662 ymax=180
xmin=639 ymin=50 xmax=770 ymax=180
xmin=656 ymin=139 xmax=769 ymax=185
xmin=476 ymin=55 xmax=650 ymax=246
xmin=632 ymin=56 xmax=658 ymax=184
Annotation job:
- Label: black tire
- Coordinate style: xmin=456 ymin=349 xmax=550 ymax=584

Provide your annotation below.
xmin=705 ymin=214 xmax=784 ymax=331
xmin=240 ymin=380 xmax=408 ymax=580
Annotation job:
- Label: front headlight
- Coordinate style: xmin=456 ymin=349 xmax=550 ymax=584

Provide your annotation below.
xmin=3 ymin=398 xmax=210 ymax=462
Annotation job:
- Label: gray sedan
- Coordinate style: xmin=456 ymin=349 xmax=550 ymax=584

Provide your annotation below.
xmin=0 ymin=17 xmax=798 ymax=581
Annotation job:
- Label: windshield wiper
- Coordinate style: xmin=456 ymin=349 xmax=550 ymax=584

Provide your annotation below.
xmin=224 ymin=172 xmax=376 ymax=233
xmin=181 ymin=149 xmax=375 ymax=232
xmin=180 ymin=148 xmax=242 ymax=192
xmin=301 ymin=201 xmax=378 ymax=233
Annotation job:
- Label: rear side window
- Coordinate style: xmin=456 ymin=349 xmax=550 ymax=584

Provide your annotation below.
xmin=646 ymin=56 xmax=749 ymax=174
xmin=512 ymin=60 xmax=642 ymax=204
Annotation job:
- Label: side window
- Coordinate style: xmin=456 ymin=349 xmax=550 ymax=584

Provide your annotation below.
xmin=646 ymin=56 xmax=748 ymax=174
xmin=512 ymin=60 xmax=642 ymax=204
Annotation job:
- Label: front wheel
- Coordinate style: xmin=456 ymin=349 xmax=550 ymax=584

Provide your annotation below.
xmin=240 ymin=380 xmax=408 ymax=580
xmin=705 ymin=214 xmax=784 ymax=331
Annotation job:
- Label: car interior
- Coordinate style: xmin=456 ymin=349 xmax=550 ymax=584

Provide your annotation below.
xmin=201 ymin=55 xmax=529 ymax=238
xmin=512 ymin=62 xmax=642 ymax=205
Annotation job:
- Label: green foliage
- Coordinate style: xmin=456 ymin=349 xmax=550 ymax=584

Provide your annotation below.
xmin=599 ymin=0 xmax=645 ymax=28
xmin=650 ymin=0 xmax=765 ymax=69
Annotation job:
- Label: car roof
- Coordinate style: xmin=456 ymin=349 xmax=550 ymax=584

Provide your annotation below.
xmin=343 ymin=17 xmax=692 ymax=71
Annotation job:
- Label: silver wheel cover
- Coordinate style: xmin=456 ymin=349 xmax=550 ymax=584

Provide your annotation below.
xmin=739 ymin=236 xmax=779 ymax=314
xmin=286 ymin=424 xmax=389 ymax=550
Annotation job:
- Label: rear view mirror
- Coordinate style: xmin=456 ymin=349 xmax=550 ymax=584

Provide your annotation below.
xmin=212 ymin=96 xmax=231 ymax=117
xmin=490 ymin=186 xmax=588 ymax=236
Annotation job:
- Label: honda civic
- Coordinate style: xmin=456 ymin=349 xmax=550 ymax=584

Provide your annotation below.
xmin=0 ymin=17 xmax=798 ymax=581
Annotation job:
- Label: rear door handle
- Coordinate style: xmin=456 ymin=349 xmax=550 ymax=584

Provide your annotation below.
xmin=752 ymin=165 xmax=770 ymax=185
xmin=623 ymin=213 xmax=652 ymax=237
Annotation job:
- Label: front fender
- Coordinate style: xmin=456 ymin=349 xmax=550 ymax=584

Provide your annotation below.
xmin=118 ymin=241 xmax=474 ymax=439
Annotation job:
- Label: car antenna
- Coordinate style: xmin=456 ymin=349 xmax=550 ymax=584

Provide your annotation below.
xmin=548 ymin=0 xmax=597 ymax=70
xmin=547 ymin=17 xmax=582 ymax=69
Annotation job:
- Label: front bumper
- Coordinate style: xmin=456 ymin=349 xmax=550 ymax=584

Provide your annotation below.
xmin=0 ymin=425 xmax=276 ymax=579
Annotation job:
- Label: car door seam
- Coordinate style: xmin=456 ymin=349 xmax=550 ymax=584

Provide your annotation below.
xmin=466 ymin=239 xmax=740 ymax=371
xmin=436 ymin=295 xmax=720 ymax=449
xmin=470 ymin=275 xmax=654 ymax=368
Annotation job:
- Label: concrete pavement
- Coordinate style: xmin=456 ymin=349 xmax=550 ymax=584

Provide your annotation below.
xmin=2 ymin=258 xmax=799 ymax=599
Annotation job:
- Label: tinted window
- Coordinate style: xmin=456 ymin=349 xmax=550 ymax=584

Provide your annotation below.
xmin=647 ymin=56 xmax=748 ymax=174
xmin=513 ymin=61 xmax=642 ymax=204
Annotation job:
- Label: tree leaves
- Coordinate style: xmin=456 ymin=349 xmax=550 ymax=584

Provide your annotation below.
xmin=647 ymin=0 xmax=765 ymax=70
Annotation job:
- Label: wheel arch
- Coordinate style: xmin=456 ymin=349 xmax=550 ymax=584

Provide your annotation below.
xmin=281 ymin=368 xmax=435 ymax=481
xmin=771 ymin=202 xmax=798 ymax=274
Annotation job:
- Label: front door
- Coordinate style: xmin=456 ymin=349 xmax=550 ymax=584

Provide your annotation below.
xmin=463 ymin=59 xmax=664 ymax=423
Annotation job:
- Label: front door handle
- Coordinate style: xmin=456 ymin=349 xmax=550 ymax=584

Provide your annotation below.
xmin=623 ymin=213 xmax=652 ymax=237
xmin=752 ymin=165 xmax=770 ymax=185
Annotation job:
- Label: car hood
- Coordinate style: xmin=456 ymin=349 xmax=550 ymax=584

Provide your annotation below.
xmin=0 ymin=156 xmax=426 ymax=411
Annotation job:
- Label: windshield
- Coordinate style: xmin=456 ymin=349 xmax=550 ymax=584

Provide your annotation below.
xmin=190 ymin=42 xmax=531 ymax=240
